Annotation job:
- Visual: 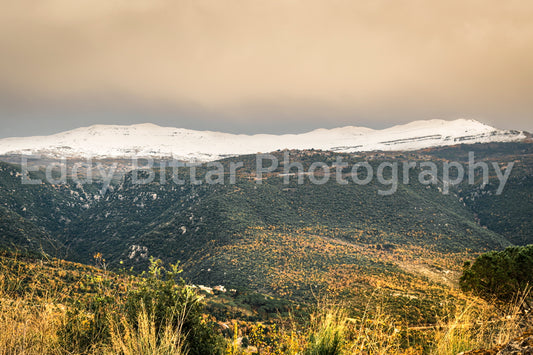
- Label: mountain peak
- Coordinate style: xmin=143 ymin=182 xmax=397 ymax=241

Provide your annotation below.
xmin=0 ymin=119 xmax=526 ymax=161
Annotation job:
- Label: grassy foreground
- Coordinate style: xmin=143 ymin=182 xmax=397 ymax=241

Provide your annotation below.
xmin=0 ymin=250 xmax=529 ymax=354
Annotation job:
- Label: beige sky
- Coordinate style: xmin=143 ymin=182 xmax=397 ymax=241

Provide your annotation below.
xmin=0 ymin=0 xmax=532 ymax=136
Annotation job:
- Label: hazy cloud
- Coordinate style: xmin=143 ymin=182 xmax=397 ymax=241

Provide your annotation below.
xmin=0 ymin=0 xmax=532 ymax=136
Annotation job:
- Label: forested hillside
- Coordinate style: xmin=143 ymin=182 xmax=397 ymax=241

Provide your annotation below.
xmin=1 ymin=142 xmax=532 ymax=354
xmin=0 ymin=143 xmax=531 ymax=299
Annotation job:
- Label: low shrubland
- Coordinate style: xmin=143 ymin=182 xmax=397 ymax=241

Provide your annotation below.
xmin=0 ymin=250 xmax=531 ymax=354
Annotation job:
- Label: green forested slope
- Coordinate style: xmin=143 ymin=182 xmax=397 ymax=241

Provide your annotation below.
xmin=0 ymin=144 xmax=531 ymax=296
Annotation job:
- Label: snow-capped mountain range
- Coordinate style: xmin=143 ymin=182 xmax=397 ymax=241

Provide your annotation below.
xmin=0 ymin=119 xmax=527 ymax=161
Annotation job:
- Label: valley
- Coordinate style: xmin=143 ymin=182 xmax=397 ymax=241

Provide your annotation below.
xmin=0 ymin=141 xmax=532 ymax=353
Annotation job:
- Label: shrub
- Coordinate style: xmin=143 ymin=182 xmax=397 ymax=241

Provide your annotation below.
xmin=460 ymin=245 xmax=533 ymax=301
xmin=124 ymin=258 xmax=224 ymax=355
xmin=58 ymin=295 xmax=115 ymax=353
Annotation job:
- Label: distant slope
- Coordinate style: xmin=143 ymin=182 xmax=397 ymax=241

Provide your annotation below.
xmin=1 ymin=146 xmax=531 ymax=299
xmin=60 ymin=153 xmax=512 ymax=294
xmin=0 ymin=206 xmax=57 ymax=253
xmin=422 ymin=142 xmax=533 ymax=246
xmin=0 ymin=161 xmax=87 ymax=256
xmin=0 ymin=119 xmax=526 ymax=161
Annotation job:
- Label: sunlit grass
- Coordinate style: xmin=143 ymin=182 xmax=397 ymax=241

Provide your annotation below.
xmin=0 ymin=254 xmax=530 ymax=355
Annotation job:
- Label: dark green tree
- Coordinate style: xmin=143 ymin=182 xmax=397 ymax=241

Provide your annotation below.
xmin=460 ymin=245 xmax=533 ymax=301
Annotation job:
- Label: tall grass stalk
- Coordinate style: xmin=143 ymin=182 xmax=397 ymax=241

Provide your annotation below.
xmin=432 ymin=287 xmax=531 ymax=355
xmin=108 ymin=301 xmax=189 ymax=355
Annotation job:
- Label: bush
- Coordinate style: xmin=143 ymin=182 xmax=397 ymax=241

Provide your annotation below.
xmin=124 ymin=258 xmax=224 ymax=355
xmin=58 ymin=295 xmax=115 ymax=353
xmin=57 ymin=257 xmax=224 ymax=354
xmin=460 ymin=245 xmax=533 ymax=301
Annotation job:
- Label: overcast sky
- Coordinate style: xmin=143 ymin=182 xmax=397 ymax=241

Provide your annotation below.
xmin=1 ymin=0 xmax=532 ymax=138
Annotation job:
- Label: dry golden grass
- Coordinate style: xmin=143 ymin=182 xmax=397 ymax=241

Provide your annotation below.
xmin=0 ymin=256 xmax=530 ymax=355
xmin=296 ymin=289 xmax=530 ymax=355
xmin=0 ymin=258 xmax=191 ymax=355
xmin=0 ymin=286 xmax=190 ymax=355
xmin=302 ymin=297 xmax=408 ymax=355
xmin=432 ymin=288 xmax=530 ymax=355
xmin=0 ymin=289 xmax=527 ymax=355
xmin=0 ymin=296 xmax=64 ymax=355
xmin=107 ymin=302 xmax=188 ymax=355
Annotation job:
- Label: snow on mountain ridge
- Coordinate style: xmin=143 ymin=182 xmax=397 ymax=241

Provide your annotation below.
xmin=0 ymin=119 xmax=526 ymax=161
